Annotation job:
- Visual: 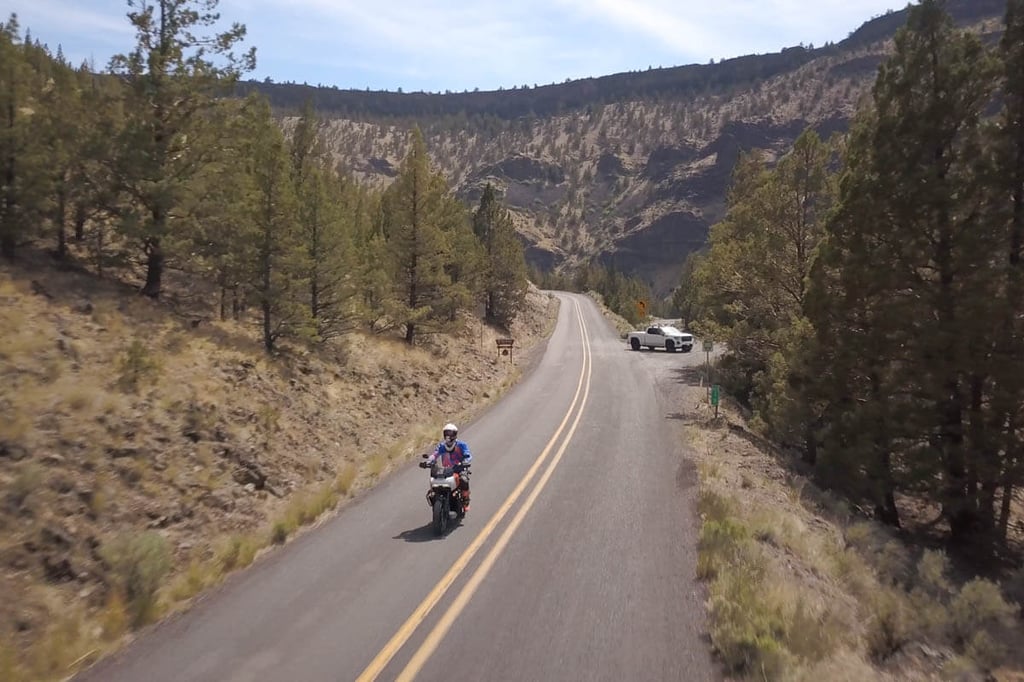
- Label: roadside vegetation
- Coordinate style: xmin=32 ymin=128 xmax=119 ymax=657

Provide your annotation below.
xmin=672 ymin=2 xmax=1024 ymax=677
xmin=0 ymin=0 xmax=548 ymax=677
xmin=682 ymin=0 xmax=1024 ymax=557
xmin=689 ymin=394 xmax=1023 ymax=680
xmin=0 ymin=260 xmax=555 ymax=682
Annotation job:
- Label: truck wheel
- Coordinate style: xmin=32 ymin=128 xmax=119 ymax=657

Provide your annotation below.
xmin=630 ymin=338 xmax=641 ymax=351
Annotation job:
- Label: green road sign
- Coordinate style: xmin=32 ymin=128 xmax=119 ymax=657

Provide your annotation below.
xmin=703 ymin=340 xmax=713 ymax=352
xmin=711 ymin=384 xmax=720 ymax=406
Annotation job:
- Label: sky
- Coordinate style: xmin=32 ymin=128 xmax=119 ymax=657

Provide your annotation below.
xmin=6 ymin=0 xmax=911 ymax=93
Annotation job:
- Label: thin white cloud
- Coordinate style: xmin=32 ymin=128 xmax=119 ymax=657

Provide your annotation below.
xmin=553 ymin=0 xmax=719 ymax=55
xmin=12 ymin=0 xmax=911 ymax=90
xmin=555 ymin=0 xmax=908 ymax=58
xmin=262 ymin=0 xmax=548 ymax=58
xmin=13 ymin=0 xmax=132 ymax=39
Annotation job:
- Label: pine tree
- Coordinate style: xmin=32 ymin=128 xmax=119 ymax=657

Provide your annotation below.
xmin=441 ymin=195 xmax=483 ymax=323
xmin=692 ymin=131 xmax=835 ymax=411
xmin=379 ymin=127 xmax=454 ymax=344
xmin=70 ymin=63 xmax=123 ymax=274
xmin=289 ymin=102 xmax=359 ymax=341
xmin=672 ymin=251 xmax=702 ymax=330
xmin=473 ymin=183 xmax=528 ymax=327
xmin=805 ymin=114 xmax=910 ymax=527
xmin=38 ymin=46 xmax=83 ymax=260
xmin=305 ymin=168 xmax=360 ymax=341
xmin=227 ymin=98 xmax=310 ymax=351
xmin=0 ymin=16 xmax=45 ymax=259
xmin=349 ymin=186 xmax=390 ymax=331
xmin=108 ymin=0 xmax=254 ymax=297
xmin=183 ymin=97 xmax=254 ymax=320
xmin=807 ymin=1 xmax=998 ymax=538
xmin=989 ymin=0 xmax=1024 ymax=542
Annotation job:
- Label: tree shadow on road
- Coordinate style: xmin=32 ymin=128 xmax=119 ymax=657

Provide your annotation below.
xmin=671 ymin=366 xmax=707 ymax=387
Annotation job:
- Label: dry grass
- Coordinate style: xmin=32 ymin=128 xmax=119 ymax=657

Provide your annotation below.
xmin=24 ymin=608 xmax=96 ymax=681
xmin=335 ymin=462 xmax=358 ymax=495
xmin=62 ymin=382 xmax=101 ymax=413
xmin=166 ymin=560 xmax=216 ymax=604
xmin=100 ymin=531 xmax=172 ymax=628
xmin=364 ymin=453 xmax=389 ymax=478
xmin=0 ymin=273 xmax=22 ymax=296
xmin=0 ymin=642 xmax=18 ymax=682
xmin=0 ymin=410 xmax=31 ymax=443
xmin=97 ymin=590 xmax=129 ymax=641
xmin=0 ymin=308 xmax=38 ymax=362
xmin=90 ymin=299 xmax=125 ymax=336
xmin=697 ymin=455 xmax=845 ymax=677
xmin=8 ymin=461 xmax=44 ymax=509
xmin=115 ymin=338 xmax=162 ymax=392
xmin=690 ymin=401 xmax=1024 ymax=680
xmin=0 ymin=260 xmax=558 ymax=681
xmin=216 ymin=534 xmax=261 ymax=573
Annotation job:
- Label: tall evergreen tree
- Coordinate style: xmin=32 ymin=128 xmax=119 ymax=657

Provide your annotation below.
xmin=108 ymin=0 xmax=254 ymax=297
xmin=245 ymin=99 xmax=308 ymax=351
xmin=379 ymin=127 xmax=455 ymax=344
xmin=672 ymin=251 xmax=702 ymax=330
xmin=473 ymin=183 xmax=528 ymax=327
xmin=692 ymin=130 xmax=835 ymax=410
xmin=38 ymin=47 xmax=83 ymax=260
xmin=0 ymin=16 xmax=45 ymax=259
xmin=807 ymin=0 xmax=997 ymax=538
xmin=183 ymin=96 xmax=254 ymax=320
xmin=806 ymin=113 xmax=912 ymax=527
xmin=989 ymin=0 xmax=1024 ymax=542
xmin=289 ymin=102 xmax=358 ymax=341
xmin=441 ymin=194 xmax=484 ymax=322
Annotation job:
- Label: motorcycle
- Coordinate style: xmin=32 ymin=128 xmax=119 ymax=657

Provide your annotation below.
xmin=419 ymin=453 xmax=471 ymax=536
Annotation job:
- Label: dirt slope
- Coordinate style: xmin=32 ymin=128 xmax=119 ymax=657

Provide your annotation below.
xmin=0 ymin=256 xmax=558 ymax=681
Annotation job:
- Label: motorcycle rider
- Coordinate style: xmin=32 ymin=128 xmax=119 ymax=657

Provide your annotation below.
xmin=423 ymin=422 xmax=472 ymax=511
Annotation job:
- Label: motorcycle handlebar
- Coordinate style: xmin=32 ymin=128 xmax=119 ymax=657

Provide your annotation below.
xmin=419 ymin=462 xmax=472 ymax=472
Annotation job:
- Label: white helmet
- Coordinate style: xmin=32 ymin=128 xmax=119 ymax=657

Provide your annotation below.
xmin=442 ymin=423 xmax=458 ymax=445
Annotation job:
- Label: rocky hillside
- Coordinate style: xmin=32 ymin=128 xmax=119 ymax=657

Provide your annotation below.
xmin=0 ymin=253 xmax=558 ymax=681
xmin=255 ymin=0 xmax=1006 ymax=296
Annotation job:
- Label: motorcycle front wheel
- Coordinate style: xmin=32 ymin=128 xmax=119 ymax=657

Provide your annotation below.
xmin=432 ymin=496 xmax=449 ymax=536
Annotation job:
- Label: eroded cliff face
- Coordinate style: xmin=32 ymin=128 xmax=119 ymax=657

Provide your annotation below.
xmin=285 ymin=5 xmax=1001 ymax=296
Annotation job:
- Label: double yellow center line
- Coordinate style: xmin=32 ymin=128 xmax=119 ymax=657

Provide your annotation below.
xmin=356 ymin=297 xmax=593 ymax=681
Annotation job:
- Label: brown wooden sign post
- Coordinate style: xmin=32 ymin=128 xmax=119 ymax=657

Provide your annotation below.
xmin=495 ymin=338 xmax=515 ymax=363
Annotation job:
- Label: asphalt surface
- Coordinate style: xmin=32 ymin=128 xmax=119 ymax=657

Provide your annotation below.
xmin=76 ymin=293 xmax=718 ymax=682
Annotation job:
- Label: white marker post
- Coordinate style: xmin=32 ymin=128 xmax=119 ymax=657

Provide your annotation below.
xmin=703 ymin=339 xmax=713 ymax=403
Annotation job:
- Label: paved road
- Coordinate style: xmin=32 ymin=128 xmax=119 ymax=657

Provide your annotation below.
xmin=77 ymin=293 xmax=717 ymax=682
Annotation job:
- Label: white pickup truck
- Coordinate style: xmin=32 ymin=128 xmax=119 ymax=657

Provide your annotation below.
xmin=627 ymin=325 xmax=694 ymax=352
